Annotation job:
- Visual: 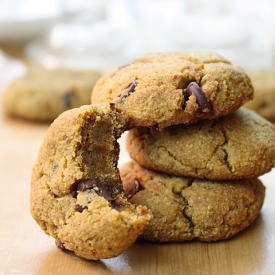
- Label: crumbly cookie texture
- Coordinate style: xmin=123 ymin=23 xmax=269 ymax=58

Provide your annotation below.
xmin=30 ymin=104 xmax=152 ymax=260
xmin=244 ymin=69 xmax=275 ymax=121
xmin=91 ymin=51 xmax=253 ymax=129
xmin=2 ymin=67 xmax=101 ymax=122
xmin=121 ymin=161 xmax=265 ymax=242
xmin=126 ymin=108 xmax=275 ymax=180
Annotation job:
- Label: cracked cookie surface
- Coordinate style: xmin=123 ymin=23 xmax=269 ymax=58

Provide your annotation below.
xmin=126 ymin=108 xmax=275 ymax=180
xmin=121 ymin=161 xmax=265 ymax=242
xmin=91 ymin=51 xmax=253 ymax=129
xmin=3 ymin=67 xmax=101 ymax=122
xmin=30 ymin=104 xmax=152 ymax=260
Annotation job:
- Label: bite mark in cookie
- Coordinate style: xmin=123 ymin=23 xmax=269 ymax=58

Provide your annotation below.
xmin=30 ymin=105 xmax=152 ymax=260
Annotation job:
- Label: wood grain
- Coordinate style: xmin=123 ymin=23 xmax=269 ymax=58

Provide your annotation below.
xmin=0 ymin=95 xmax=275 ymax=275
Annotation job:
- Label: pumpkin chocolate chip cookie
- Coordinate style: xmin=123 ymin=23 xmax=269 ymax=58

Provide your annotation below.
xmin=3 ymin=67 xmax=101 ymax=122
xmin=126 ymin=108 xmax=275 ymax=180
xmin=91 ymin=51 xmax=253 ymax=129
xmin=30 ymin=104 xmax=152 ymax=260
xmin=121 ymin=161 xmax=265 ymax=242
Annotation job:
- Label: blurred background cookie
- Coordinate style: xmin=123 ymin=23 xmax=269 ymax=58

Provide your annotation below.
xmin=244 ymin=69 xmax=275 ymax=122
xmin=2 ymin=67 xmax=101 ymax=122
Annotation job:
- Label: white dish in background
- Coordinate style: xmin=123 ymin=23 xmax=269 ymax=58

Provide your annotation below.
xmin=0 ymin=16 xmax=61 ymax=43
xmin=0 ymin=0 xmax=62 ymax=43
xmin=0 ymin=0 xmax=107 ymax=43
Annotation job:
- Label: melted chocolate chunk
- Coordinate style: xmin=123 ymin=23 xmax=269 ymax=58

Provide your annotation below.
xmin=110 ymin=200 xmax=123 ymax=209
xmin=119 ymin=81 xmax=137 ymax=101
xmin=184 ymin=82 xmax=212 ymax=111
xmin=72 ymin=179 xmax=116 ymax=202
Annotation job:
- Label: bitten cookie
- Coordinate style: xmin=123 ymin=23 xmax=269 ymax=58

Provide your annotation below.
xmin=244 ymin=69 xmax=275 ymax=121
xmin=121 ymin=161 xmax=265 ymax=242
xmin=2 ymin=67 xmax=101 ymax=122
xmin=91 ymin=51 xmax=253 ymax=129
xmin=126 ymin=108 xmax=275 ymax=180
xmin=30 ymin=104 xmax=152 ymax=260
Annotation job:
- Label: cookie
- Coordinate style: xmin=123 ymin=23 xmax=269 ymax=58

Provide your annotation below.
xmin=121 ymin=161 xmax=265 ymax=242
xmin=244 ymin=69 xmax=275 ymax=121
xmin=91 ymin=51 xmax=253 ymax=129
xmin=126 ymin=108 xmax=275 ymax=180
xmin=2 ymin=67 xmax=101 ymax=122
xmin=30 ymin=104 xmax=152 ymax=260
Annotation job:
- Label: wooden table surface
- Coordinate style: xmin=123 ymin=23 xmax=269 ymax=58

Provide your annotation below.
xmin=0 ymin=92 xmax=275 ymax=275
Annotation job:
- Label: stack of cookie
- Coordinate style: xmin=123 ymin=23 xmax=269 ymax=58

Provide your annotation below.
xmin=92 ymin=52 xmax=275 ymax=242
xmin=30 ymin=51 xmax=275 ymax=261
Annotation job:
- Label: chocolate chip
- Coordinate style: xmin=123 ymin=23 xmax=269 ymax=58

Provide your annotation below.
xmin=126 ymin=179 xmax=142 ymax=199
xmin=55 ymin=239 xmax=66 ymax=250
xmin=184 ymin=82 xmax=212 ymax=111
xmin=149 ymin=124 xmax=160 ymax=131
xmin=63 ymin=91 xmax=73 ymax=108
xmin=119 ymin=81 xmax=137 ymax=101
xmin=118 ymin=63 xmax=133 ymax=70
xmin=134 ymin=179 xmax=142 ymax=192
xmin=66 ymin=138 xmax=72 ymax=144
xmin=76 ymin=204 xmax=87 ymax=212
xmin=53 ymin=164 xmax=58 ymax=172
xmin=109 ymin=102 xmax=115 ymax=110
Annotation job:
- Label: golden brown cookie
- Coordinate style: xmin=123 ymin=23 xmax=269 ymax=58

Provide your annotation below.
xmin=2 ymin=67 xmax=101 ymax=122
xmin=91 ymin=51 xmax=253 ymax=129
xmin=126 ymin=108 xmax=275 ymax=180
xmin=121 ymin=161 xmax=265 ymax=242
xmin=244 ymin=69 xmax=275 ymax=121
xmin=30 ymin=104 xmax=152 ymax=260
